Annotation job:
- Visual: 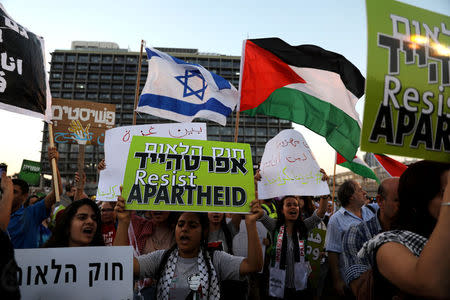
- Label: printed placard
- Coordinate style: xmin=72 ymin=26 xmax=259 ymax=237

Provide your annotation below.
xmin=51 ymin=98 xmax=116 ymax=145
xmin=15 ymin=246 xmax=133 ymax=300
xmin=123 ymin=136 xmax=254 ymax=213
xmin=18 ymin=159 xmax=41 ymax=186
xmin=96 ymin=123 xmax=206 ymax=201
xmin=361 ymin=0 xmax=449 ymax=162
xmin=306 ymin=228 xmax=326 ymax=288
xmin=258 ymin=129 xmax=330 ymax=199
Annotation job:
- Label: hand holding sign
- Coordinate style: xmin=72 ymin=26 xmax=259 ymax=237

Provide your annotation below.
xmin=115 ymin=192 xmax=131 ymax=223
xmin=246 ymin=199 xmax=264 ymax=224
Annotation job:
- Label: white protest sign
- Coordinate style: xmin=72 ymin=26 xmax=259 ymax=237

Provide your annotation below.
xmin=15 ymin=246 xmax=133 ymax=300
xmin=258 ymin=129 xmax=330 ymax=199
xmin=96 ymin=123 xmax=207 ymax=201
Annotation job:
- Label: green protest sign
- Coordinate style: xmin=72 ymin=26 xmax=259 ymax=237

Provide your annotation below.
xmin=18 ymin=160 xmax=41 ymax=186
xmin=306 ymin=228 xmax=326 ymax=288
xmin=361 ymin=0 xmax=449 ymax=162
xmin=123 ymin=136 xmax=255 ymax=213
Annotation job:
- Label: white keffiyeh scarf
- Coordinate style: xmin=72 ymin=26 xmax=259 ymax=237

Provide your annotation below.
xmin=157 ymin=248 xmax=220 ymax=300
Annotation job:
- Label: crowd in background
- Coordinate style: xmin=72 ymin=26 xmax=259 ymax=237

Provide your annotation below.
xmin=0 ymin=146 xmax=449 ymax=300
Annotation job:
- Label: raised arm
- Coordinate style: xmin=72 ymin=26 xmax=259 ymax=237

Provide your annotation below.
xmin=376 ymin=172 xmax=450 ymax=299
xmin=114 ymin=193 xmax=140 ymax=278
xmin=0 ymin=174 xmax=14 ymax=230
xmin=239 ymin=199 xmax=264 ymax=275
xmin=44 ymin=146 xmax=63 ymax=211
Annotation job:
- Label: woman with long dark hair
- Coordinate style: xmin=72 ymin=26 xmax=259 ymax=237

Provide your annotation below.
xmin=43 ymin=198 xmax=105 ymax=247
xmin=358 ymin=160 xmax=450 ymax=299
xmin=114 ymin=196 xmax=263 ymax=300
xmin=259 ymin=194 xmax=327 ymax=299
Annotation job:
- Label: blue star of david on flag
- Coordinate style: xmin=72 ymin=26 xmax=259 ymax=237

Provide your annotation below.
xmin=175 ymin=70 xmax=208 ymax=101
xmin=136 ymin=47 xmax=239 ymax=126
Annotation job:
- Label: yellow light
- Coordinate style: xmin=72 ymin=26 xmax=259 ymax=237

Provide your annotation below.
xmin=431 ymin=43 xmax=450 ymax=56
xmin=410 ymin=35 xmax=429 ymax=45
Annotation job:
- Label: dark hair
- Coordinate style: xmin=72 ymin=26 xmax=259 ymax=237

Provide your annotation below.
xmin=12 ymin=179 xmax=29 ymax=195
xmin=43 ymin=198 xmax=105 ymax=247
xmin=299 ymin=196 xmax=315 ymax=218
xmin=338 ymin=180 xmax=356 ymax=207
xmin=277 ymin=196 xmax=308 ymax=239
xmin=216 ymin=215 xmax=234 ymax=255
xmin=155 ymin=212 xmax=213 ymax=299
xmin=394 ymin=160 xmax=450 ymax=238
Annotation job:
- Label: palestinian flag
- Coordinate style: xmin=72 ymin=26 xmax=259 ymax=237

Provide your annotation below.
xmin=239 ymin=38 xmax=365 ymax=161
xmin=336 ymin=153 xmax=380 ymax=183
xmin=373 ymin=153 xmax=407 ymax=177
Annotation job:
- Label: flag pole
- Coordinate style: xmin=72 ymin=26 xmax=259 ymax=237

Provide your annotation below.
xmin=132 ymin=39 xmax=145 ymax=126
xmin=47 ymin=123 xmax=60 ymax=203
xmin=331 ymin=151 xmax=337 ymax=212
xmin=233 ymin=111 xmax=240 ymax=143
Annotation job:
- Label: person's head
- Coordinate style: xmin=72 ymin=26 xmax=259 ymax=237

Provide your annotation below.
xmin=44 ymin=198 xmax=104 ymax=248
xmin=275 ymin=195 xmax=308 ymax=238
xmin=100 ymin=201 xmax=116 ymax=225
xmin=377 ymin=177 xmax=400 ymax=222
xmin=12 ymin=179 xmax=29 ymax=209
xmin=65 ymin=184 xmax=76 ymax=200
xmin=394 ymin=160 xmax=450 ymax=238
xmin=298 ymin=196 xmax=315 ymax=217
xmin=24 ymin=195 xmax=40 ymax=208
xmin=338 ymin=180 xmax=367 ymax=208
xmin=175 ymin=212 xmax=209 ymax=257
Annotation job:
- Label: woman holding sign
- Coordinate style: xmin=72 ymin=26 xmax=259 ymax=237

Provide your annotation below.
xmin=114 ymin=195 xmax=263 ymax=300
xmin=257 ymin=170 xmax=328 ymax=299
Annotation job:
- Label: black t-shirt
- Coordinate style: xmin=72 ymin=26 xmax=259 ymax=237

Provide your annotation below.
xmin=0 ymin=229 xmax=20 ymax=299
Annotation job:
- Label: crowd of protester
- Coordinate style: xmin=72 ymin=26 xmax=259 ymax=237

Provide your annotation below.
xmin=0 ymin=147 xmax=449 ymax=300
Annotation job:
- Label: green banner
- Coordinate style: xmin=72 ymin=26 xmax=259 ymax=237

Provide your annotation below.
xmin=361 ymin=0 xmax=449 ymax=162
xmin=123 ymin=136 xmax=255 ymax=213
xmin=306 ymin=228 xmax=326 ymax=288
xmin=18 ymin=160 xmax=41 ymax=186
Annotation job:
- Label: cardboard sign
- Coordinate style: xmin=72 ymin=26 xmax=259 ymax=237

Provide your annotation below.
xmin=18 ymin=159 xmax=41 ymax=186
xmin=306 ymin=228 xmax=326 ymax=288
xmin=361 ymin=0 xmax=449 ymax=162
xmin=15 ymin=246 xmax=133 ymax=300
xmin=258 ymin=129 xmax=330 ymax=199
xmin=51 ymin=98 xmax=116 ymax=145
xmin=96 ymin=123 xmax=206 ymax=201
xmin=123 ymin=136 xmax=254 ymax=213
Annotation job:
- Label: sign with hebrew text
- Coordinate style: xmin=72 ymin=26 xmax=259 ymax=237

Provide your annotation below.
xmin=18 ymin=159 xmax=41 ymax=186
xmin=51 ymin=98 xmax=116 ymax=145
xmin=258 ymin=129 xmax=330 ymax=199
xmin=361 ymin=0 xmax=449 ymax=162
xmin=15 ymin=246 xmax=133 ymax=300
xmin=123 ymin=136 xmax=254 ymax=213
xmin=97 ymin=123 xmax=206 ymax=201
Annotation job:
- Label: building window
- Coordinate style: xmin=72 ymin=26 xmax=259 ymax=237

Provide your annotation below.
xmin=78 ymin=55 xmax=88 ymax=63
xmin=77 ymin=73 xmax=87 ymax=79
xmin=66 ymin=55 xmax=76 ymax=62
xmin=52 ymin=63 xmax=63 ymax=70
xmin=50 ymin=82 xmax=61 ymax=89
xmin=63 ymin=82 xmax=74 ymax=89
xmin=123 ymin=103 xmax=134 ymax=110
xmin=87 ymin=93 xmax=97 ymax=100
xmin=256 ymin=128 xmax=267 ymax=136
xmin=102 ymin=55 xmax=113 ymax=63
xmin=65 ymin=64 xmax=75 ymax=70
xmin=220 ymin=127 xmax=232 ymax=135
xmin=101 ymin=74 xmax=112 ymax=80
xmin=126 ymin=56 xmax=136 ymax=63
xmin=51 ymin=73 xmax=62 ymax=79
xmin=102 ymin=65 xmax=113 ymax=71
xmin=88 ymin=74 xmax=99 ymax=80
xmin=90 ymin=55 xmax=101 ymax=63
xmin=124 ymin=94 xmax=134 ymax=100
xmin=62 ymin=92 xmax=72 ymax=98
xmin=112 ymin=94 xmax=122 ymax=100
xmin=124 ymin=84 xmax=135 ymax=90
xmin=64 ymin=73 xmax=74 ymax=79
xmin=99 ymin=93 xmax=110 ymax=100
xmin=268 ymin=127 xmax=279 ymax=136
xmin=126 ymin=66 xmax=136 ymax=72
xmin=113 ymin=75 xmax=123 ymax=81
xmin=125 ymin=75 xmax=136 ymax=81
xmin=100 ymin=83 xmax=110 ymax=89
xmin=90 ymin=64 xmax=100 ymax=71
xmin=208 ymin=127 xmax=219 ymax=135
xmin=77 ymin=64 xmax=88 ymax=70
xmin=88 ymin=83 xmax=99 ymax=89
xmin=114 ymin=56 xmax=124 ymax=63
xmin=75 ymin=92 xmax=86 ymax=99
xmin=52 ymin=54 xmax=64 ymax=62
xmin=112 ymin=84 xmax=122 ymax=90
xmin=51 ymin=91 xmax=61 ymax=97
xmin=114 ymin=65 xmax=124 ymax=72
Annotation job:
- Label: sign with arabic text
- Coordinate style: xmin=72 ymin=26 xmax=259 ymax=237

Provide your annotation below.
xmin=96 ymin=123 xmax=207 ymax=201
xmin=15 ymin=246 xmax=133 ymax=300
xmin=306 ymin=228 xmax=326 ymax=288
xmin=123 ymin=136 xmax=254 ymax=213
xmin=361 ymin=0 xmax=449 ymax=162
xmin=258 ymin=129 xmax=330 ymax=199
xmin=51 ymin=98 xmax=116 ymax=145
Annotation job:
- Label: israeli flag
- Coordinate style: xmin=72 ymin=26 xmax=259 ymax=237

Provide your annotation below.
xmin=136 ymin=47 xmax=239 ymax=126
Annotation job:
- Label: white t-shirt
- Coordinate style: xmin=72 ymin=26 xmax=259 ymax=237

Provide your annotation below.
xmin=137 ymin=249 xmax=244 ymax=300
